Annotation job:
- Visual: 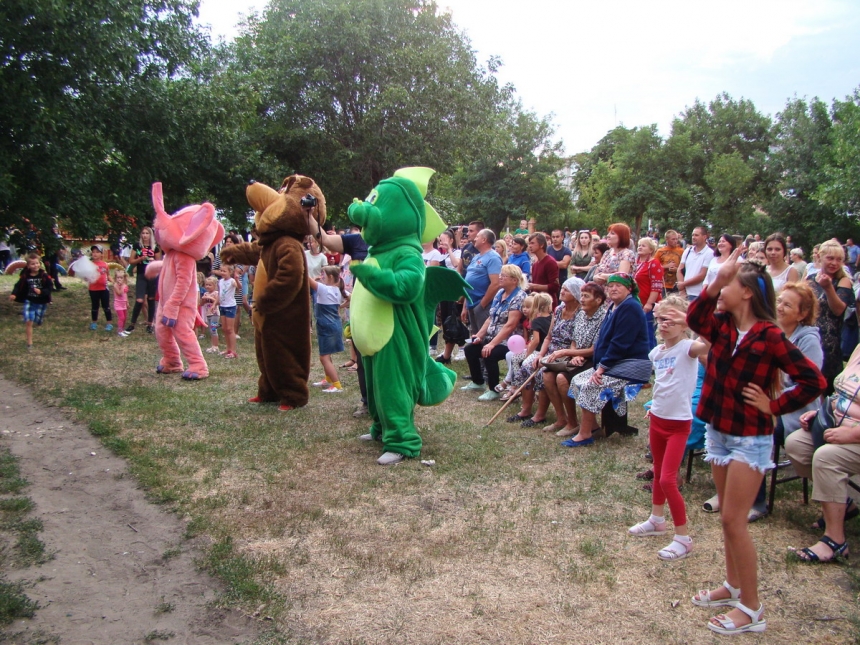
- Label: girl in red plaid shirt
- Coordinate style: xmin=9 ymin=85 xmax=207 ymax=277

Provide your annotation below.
xmin=687 ymin=248 xmax=826 ymax=635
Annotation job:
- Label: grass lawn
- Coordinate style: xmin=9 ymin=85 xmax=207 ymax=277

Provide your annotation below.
xmin=1 ymin=275 xmax=859 ymax=644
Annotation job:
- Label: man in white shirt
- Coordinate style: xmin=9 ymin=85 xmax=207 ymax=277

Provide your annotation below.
xmin=677 ymin=227 xmax=712 ymax=301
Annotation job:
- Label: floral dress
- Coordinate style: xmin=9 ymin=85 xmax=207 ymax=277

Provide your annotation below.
xmin=531 ymin=303 xmax=579 ymax=391
xmin=597 ymin=247 xmax=636 ymax=276
xmin=808 ymin=274 xmax=855 ymax=393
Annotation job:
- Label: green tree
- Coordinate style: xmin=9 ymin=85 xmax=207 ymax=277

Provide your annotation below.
xmin=816 ymin=89 xmax=860 ymax=221
xmin=765 ymin=96 xmax=844 ymax=248
xmin=447 ymin=107 xmax=570 ymax=233
xmin=0 ymin=0 xmax=213 ymax=250
xmin=667 ymin=93 xmax=773 ymax=235
xmin=228 ymin=0 xmax=512 ymax=220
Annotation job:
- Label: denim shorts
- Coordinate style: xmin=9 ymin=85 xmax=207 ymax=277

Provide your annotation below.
xmin=704 ymin=426 xmax=775 ymax=474
xmin=219 ymin=306 xmax=237 ymax=319
xmin=22 ymin=301 xmax=47 ymax=325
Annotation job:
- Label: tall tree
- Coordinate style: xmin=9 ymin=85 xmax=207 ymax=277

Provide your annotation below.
xmin=229 ymin=0 xmax=512 ymax=219
xmin=816 ymin=89 xmax=860 ymax=221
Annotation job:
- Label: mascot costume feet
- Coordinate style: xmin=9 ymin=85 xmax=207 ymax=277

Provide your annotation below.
xmin=348 ymin=167 xmax=469 ymax=465
xmin=150 ymin=182 xmax=225 ymax=379
xmin=219 ymin=176 xmax=327 ymax=410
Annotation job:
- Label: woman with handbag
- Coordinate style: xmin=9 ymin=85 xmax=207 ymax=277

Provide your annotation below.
xmin=566 ymin=273 xmax=651 ymax=447
xmin=785 ymin=341 xmax=860 ymax=562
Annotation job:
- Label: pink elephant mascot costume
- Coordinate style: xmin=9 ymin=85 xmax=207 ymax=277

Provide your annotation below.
xmin=150 ymin=182 xmax=225 ymax=380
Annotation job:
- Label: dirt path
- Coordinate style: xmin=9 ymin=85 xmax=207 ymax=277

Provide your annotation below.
xmin=0 ymin=375 xmax=260 ymax=645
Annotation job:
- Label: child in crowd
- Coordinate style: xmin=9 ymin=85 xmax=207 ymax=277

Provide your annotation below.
xmin=233 ymin=265 xmax=245 ymax=339
xmin=216 ymin=263 xmax=239 ymax=359
xmin=201 ymin=276 xmax=220 ymax=353
xmin=9 ymin=253 xmax=52 ymax=348
xmin=308 ymin=265 xmax=347 ymax=393
xmin=499 ymin=293 xmax=552 ymax=400
xmin=687 ymin=248 xmax=825 ymax=635
xmin=628 ymin=295 xmax=707 ymax=560
xmin=112 ymin=269 xmax=129 ymax=335
xmin=88 ymin=245 xmax=113 ymax=331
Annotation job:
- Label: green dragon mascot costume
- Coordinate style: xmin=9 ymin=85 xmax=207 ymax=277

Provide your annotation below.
xmin=348 ymin=167 xmax=469 ymax=465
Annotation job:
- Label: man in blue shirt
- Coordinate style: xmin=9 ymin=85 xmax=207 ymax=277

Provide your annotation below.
xmin=461 ymin=229 xmax=502 ymax=335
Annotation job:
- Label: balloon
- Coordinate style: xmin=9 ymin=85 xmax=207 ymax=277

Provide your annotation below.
xmin=506 ymin=334 xmax=526 ymax=353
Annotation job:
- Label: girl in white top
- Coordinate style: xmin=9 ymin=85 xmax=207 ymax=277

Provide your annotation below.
xmin=216 ymin=263 xmax=239 ymax=358
xmin=422 ymin=241 xmax=444 ymax=266
xmin=308 ymin=266 xmax=347 ymax=393
xmin=628 ymin=295 xmax=708 ymax=560
xmin=764 ymin=233 xmax=798 ymax=291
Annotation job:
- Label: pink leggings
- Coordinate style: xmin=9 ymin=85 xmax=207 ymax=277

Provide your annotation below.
xmin=650 ymin=415 xmax=692 ymax=527
xmin=116 ymin=309 xmax=127 ymax=331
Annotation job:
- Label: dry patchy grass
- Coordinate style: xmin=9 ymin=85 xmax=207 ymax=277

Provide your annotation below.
xmin=1 ymin=275 xmax=859 ymax=644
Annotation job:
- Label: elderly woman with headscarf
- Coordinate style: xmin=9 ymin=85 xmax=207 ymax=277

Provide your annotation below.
xmin=566 ymin=273 xmax=651 ymax=447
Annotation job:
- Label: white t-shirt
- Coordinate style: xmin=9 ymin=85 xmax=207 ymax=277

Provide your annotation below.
xmin=703 ymin=256 xmax=723 ymax=288
xmin=305 ymin=251 xmax=327 ymax=280
xmin=422 ymin=249 xmax=444 ymax=266
xmin=681 ymin=245 xmax=712 ymax=297
xmin=218 ymin=277 xmax=237 ymax=308
xmin=648 ymin=338 xmax=699 ymax=420
xmin=316 ymin=282 xmax=344 ymax=306
xmin=444 ymin=249 xmax=461 ymax=271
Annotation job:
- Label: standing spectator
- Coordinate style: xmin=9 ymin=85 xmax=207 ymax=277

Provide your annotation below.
xmin=704 ymin=234 xmax=738 ymax=290
xmin=527 ymin=233 xmax=560 ymax=309
xmin=678 ymin=226 xmax=711 ymax=301
xmin=435 ymin=230 xmax=468 ymax=364
xmin=593 ymin=222 xmax=636 ymax=285
xmin=87 ymin=245 xmax=113 ymax=332
xmin=790 ymin=248 xmax=808 ymax=280
xmin=461 ymin=229 xmax=502 ymax=335
xmin=43 ymin=246 xmax=66 ymax=291
xmin=634 ymin=236 xmax=664 ymax=350
xmin=514 ymin=219 xmax=530 ymax=236
xmin=0 ymin=236 xmax=11 ymax=272
xmin=507 ymin=237 xmax=530 ymax=279
xmin=494 ymin=240 xmax=508 ymax=265
xmin=764 ymin=233 xmax=799 ymax=291
xmin=547 ymin=229 xmax=573 ymax=290
xmin=655 ymin=230 xmax=684 ymax=294
xmin=123 ymin=226 xmax=160 ymax=335
xmin=569 ymin=230 xmax=593 ymax=280
xmin=807 ymin=239 xmax=855 ymax=394
xmin=845 ymin=238 xmax=860 ymax=276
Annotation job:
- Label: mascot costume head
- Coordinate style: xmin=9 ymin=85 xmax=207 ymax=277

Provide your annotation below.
xmin=150 ymin=182 xmax=224 ymax=379
xmin=348 ymin=167 xmax=469 ymax=465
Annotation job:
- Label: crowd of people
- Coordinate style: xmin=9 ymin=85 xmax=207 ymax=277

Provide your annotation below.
xmin=10 ymin=217 xmax=860 ymax=635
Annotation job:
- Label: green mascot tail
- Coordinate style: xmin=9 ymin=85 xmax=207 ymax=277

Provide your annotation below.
xmin=419 ymin=357 xmax=457 ymax=407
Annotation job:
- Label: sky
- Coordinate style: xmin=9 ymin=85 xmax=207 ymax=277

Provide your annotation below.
xmin=195 ymin=0 xmax=860 ymax=154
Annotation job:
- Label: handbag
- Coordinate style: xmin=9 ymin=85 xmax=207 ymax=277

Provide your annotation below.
xmin=442 ymin=312 xmax=470 ymax=345
xmin=811 ymin=396 xmax=838 ymax=450
xmin=541 ymin=357 xmax=593 ymax=375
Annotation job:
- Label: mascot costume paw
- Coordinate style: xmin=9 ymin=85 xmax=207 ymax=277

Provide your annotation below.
xmin=219 ymin=176 xmax=326 ymax=410
xmin=348 ymin=167 xmax=469 ymax=465
xmin=150 ymin=182 xmax=225 ymax=380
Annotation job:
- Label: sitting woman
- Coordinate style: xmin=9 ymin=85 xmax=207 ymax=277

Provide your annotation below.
xmin=539 ymin=281 xmax=608 ymax=436
xmin=461 ymin=264 xmax=526 ymax=401
xmin=785 ymin=340 xmax=860 ymax=562
xmin=567 ymin=273 xmax=651 ymax=447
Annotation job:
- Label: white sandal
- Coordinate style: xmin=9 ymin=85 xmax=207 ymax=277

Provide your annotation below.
xmin=657 ymin=538 xmax=693 ymax=561
xmin=707 ymin=602 xmax=766 ymax=634
xmin=628 ymin=518 xmax=667 ymax=537
xmin=691 ymin=580 xmax=740 ymax=608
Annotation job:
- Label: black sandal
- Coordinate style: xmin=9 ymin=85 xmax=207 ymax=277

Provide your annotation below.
xmin=506 ymin=413 xmax=530 ymax=423
xmin=521 ymin=418 xmax=545 ymax=428
xmin=796 ymin=535 xmax=849 ymax=563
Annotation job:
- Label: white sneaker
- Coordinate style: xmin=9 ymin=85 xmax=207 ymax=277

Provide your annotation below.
xmin=454 ymin=347 xmax=465 ymax=361
xmin=378 ymin=452 xmax=404 ymax=466
xmin=311 ymin=380 xmax=329 ymax=387
xmin=359 ymin=433 xmax=374 ymax=441
xmin=322 ymin=386 xmax=342 ymax=393
xmin=429 ymin=348 xmax=436 ymax=357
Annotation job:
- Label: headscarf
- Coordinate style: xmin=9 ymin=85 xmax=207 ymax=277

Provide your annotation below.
xmin=607 ymin=272 xmax=639 ymax=299
xmin=561 ymin=276 xmax=584 ymax=303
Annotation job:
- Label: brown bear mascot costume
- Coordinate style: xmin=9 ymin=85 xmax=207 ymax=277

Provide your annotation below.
xmin=220 ymin=176 xmax=326 ymax=411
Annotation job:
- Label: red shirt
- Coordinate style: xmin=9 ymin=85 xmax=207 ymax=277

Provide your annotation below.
xmin=635 ymin=257 xmax=664 ymax=306
xmin=530 ymin=254 xmax=559 ymax=309
xmin=687 ymin=293 xmax=825 ymax=436
xmin=89 ymin=260 xmax=109 ymax=291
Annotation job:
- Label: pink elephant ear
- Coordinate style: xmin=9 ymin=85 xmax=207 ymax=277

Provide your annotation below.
xmin=179 ymin=203 xmax=221 ymax=257
xmin=152 ymin=182 xmax=166 ymax=217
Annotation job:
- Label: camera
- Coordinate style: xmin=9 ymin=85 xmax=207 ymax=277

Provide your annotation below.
xmin=300 ymin=194 xmax=317 ymax=208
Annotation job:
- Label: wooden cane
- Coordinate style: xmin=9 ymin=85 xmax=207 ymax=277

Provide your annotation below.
xmin=484 ymin=367 xmax=543 ymax=427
